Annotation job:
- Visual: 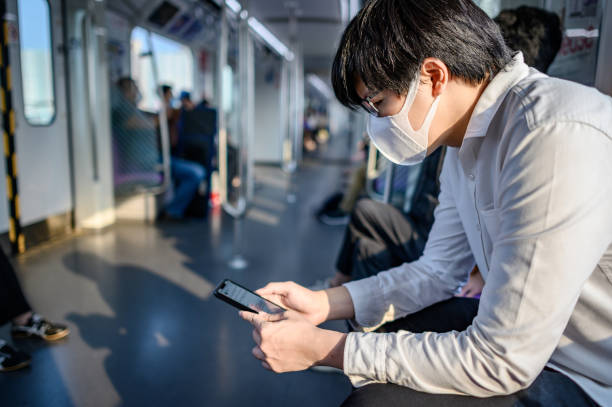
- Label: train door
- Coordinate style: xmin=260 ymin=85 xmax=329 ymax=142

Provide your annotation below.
xmin=5 ymin=0 xmax=73 ymax=248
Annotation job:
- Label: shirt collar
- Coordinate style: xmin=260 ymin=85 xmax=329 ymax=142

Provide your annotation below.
xmin=464 ymin=52 xmax=530 ymax=140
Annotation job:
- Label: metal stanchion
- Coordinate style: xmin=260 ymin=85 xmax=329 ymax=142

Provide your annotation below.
xmin=217 ymin=7 xmax=253 ymax=270
xmin=228 ymin=215 xmax=247 ymax=269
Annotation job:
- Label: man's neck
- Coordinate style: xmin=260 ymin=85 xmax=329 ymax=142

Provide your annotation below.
xmin=441 ymin=79 xmax=490 ymax=148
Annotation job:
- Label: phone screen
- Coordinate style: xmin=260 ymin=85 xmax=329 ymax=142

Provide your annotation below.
xmin=216 ymin=280 xmax=285 ymax=314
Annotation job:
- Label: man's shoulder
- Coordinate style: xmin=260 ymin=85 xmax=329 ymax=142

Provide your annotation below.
xmin=505 ymin=71 xmax=612 ymax=135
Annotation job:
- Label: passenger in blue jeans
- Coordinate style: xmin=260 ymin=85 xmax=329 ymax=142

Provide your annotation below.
xmin=166 ymin=157 xmax=206 ymax=219
xmin=161 ymin=86 xmax=206 ymax=220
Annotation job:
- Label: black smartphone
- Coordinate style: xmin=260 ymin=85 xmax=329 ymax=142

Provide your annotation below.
xmin=214 ymin=279 xmax=285 ymax=315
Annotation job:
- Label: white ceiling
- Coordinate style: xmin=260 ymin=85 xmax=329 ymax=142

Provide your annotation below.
xmin=247 ymin=0 xmax=346 ymax=73
xmin=106 ymin=0 xmax=347 ymax=74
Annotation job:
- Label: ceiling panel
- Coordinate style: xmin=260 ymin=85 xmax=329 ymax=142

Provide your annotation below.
xmin=248 ymin=0 xmax=346 ymax=71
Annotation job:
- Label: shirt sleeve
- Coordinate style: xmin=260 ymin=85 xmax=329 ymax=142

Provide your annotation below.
xmin=343 ymin=123 xmax=612 ymax=395
xmin=343 ymin=148 xmax=475 ymax=328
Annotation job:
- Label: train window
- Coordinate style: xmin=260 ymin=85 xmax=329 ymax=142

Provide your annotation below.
xmin=17 ymin=0 xmax=56 ymax=126
xmin=130 ymin=27 xmax=194 ymax=112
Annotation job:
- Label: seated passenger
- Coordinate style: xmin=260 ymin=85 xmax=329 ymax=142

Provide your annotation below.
xmin=319 ymin=3 xmax=563 ymax=293
xmin=315 ymin=136 xmax=370 ymax=226
xmin=239 ymin=1 xmax=612 ymax=405
xmin=160 ymin=86 xmax=206 ymax=220
xmin=112 ymin=77 xmax=161 ymax=189
xmin=322 ymin=146 xmax=445 ymax=288
xmin=1 ymin=248 xmax=69 ymax=372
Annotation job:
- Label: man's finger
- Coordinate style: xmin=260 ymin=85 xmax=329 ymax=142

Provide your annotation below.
xmin=252 ymin=328 xmax=261 ymax=345
xmin=239 ymin=310 xmax=265 ymax=330
xmin=255 ymin=281 xmax=292 ymax=297
xmin=252 ymin=346 xmax=266 ymax=361
xmin=261 ymin=361 xmax=272 ymax=371
xmin=265 ymin=311 xmax=287 ymax=323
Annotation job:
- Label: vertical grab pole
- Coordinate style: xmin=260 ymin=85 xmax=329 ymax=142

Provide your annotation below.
xmin=227 ymin=12 xmax=253 ymax=270
xmin=280 ymin=58 xmax=295 ymax=203
xmin=146 ymin=30 xmax=171 ymax=192
xmin=382 ymin=163 xmax=395 ymax=204
xmin=243 ymin=14 xmax=254 ymax=204
xmin=216 ymin=7 xmax=247 ymax=270
xmin=283 ymin=57 xmax=297 ymax=203
xmin=217 ymin=7 xmax=228 ymax=207
xmin=219 ymin=8 xmax=253 ymax=270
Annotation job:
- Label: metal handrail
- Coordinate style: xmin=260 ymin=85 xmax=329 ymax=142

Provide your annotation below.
xmin=217 ymin=8 xmax=251 ymax=219
xmin=382 ymin=162 xmax=395 ymax=204
xmin=81 ymin=13 xmax=99 ymax=181
xmin=242 ymin=15 xmax=255 ymax=203
xmin=217 ymin=7 xmax=229 ymax=209
xmin=145 ymin=29 xmax=171 ymax=194
xmin=365 ymin=143 xmax=391 ymax=202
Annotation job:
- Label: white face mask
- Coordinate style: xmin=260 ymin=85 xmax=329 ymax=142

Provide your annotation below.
xmin=367 ymin=74 xmax=441 ymax=165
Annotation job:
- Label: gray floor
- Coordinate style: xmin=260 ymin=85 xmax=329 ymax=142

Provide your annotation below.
xmin=0 ymin=145 xmax=356 ymax=406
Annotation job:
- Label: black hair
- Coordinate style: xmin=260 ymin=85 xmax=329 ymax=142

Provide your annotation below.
xmin=331 ymin=0 xmax=512 ymax=109
xmin=494 ymin=6 xmax=562 ymax=73
xmin=161 ymin=84 xmax=173 ymax=96
xmin=117 ymin=76 xmax=135 ymax=90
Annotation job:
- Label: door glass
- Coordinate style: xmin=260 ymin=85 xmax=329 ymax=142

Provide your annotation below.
xmin=17 ymin=0 xmax=56 ymax=125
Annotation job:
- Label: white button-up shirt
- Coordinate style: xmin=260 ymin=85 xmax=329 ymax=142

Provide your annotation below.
xmin=343 ymin=53 xmax=612 ymax=405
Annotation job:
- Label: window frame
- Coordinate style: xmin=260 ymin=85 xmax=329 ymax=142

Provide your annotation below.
xmin=17 ymin=0 xmax=57 ymax=127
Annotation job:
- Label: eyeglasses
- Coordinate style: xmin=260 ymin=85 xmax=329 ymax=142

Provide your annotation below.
xmin=361 ymin=91 xmax=381 ymax=116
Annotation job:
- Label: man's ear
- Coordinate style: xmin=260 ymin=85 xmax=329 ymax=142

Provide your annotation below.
xmin=420 ymin=58 xmax=449 ymax=97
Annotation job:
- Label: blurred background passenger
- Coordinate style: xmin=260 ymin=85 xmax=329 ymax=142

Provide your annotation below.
xmin=161 ymin=85 xmax=180 ymax=150
xmin=316 ymin=135 xmax=370 ymax=226
xmin=159 ymin=86 xmax=206 ymax=221
xmin=495 ymin=6 xmax=562 ymax=73
xmin=177 ymin=91 xmax=217 ymax=216
xmin=111 ymin=77 xmax=162 ymax=191
xmin=179 ymin=90 xmax=195 ymax=112
xmin=1 ymin=248 xmax=69 ymax=372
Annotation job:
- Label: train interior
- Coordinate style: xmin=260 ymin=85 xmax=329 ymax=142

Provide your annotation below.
xmin=0 ymin=0 xmax=611 ymax=405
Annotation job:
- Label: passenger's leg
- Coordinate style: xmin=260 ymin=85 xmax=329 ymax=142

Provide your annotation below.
xmin=166 ymin=157 xmax=206 ymax=218
xmin=0 ymin=248 xmax=69 ymax=341
xmin=341 ymin=369 xmax=596 ymax=407
xmin=343 ymin=298 xmax=596 ymax=406
xmin=335 ymin=199 xmax=424 ymax=280
xmin=0 ymin=248 xmax=32 ymax=326
xmin=338 ymin=164 xmax=367 ymax=214
xmin=375 ymin=297 xmax=479 ymax=334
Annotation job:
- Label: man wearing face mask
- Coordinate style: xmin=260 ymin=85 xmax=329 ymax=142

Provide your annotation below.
xmin=239 ymin=1 xmax=612 ymax=405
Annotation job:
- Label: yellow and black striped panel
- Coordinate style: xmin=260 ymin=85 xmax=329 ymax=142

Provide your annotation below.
xmin=0 ymin=2 xmax=24 ymax=254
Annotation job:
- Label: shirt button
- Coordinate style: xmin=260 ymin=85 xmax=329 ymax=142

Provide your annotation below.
xmin=476 ymin=223 xmax=481 ymax=232
xmin=468 ymin=173 xmax=475 ymax=180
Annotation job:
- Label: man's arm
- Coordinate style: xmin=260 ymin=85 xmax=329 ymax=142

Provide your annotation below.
xmin=344 ymin=123 xmax=612 ymax=395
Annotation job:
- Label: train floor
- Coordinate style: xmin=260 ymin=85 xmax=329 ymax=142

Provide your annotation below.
xmin=0 ymin=141 xmax=358 ymax=406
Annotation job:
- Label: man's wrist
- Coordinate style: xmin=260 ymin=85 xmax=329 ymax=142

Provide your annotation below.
xmin=323 ymin=286 xmax=355 ymax=321
xmin=313 ymin=289 xmax=331 ymax=325
xmin=313 ymin=329 xmax=347 ymax=370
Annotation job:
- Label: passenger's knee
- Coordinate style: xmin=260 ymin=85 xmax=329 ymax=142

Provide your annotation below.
xmin=189 ymin=164 xmax=206 ymax=182
xmin=351 ymin=198 xmax=376 ymax=222
xmin=341 ymin=384 xmax=389 ymax=407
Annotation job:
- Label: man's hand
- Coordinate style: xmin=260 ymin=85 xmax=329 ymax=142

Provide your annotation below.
xmin=458 ymin=267 xmax=484 ymax=298
xmin=255 ymin=281 xmax=330 ymax=325
xmin=239 ymin=309 xmax=347 ymax=373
